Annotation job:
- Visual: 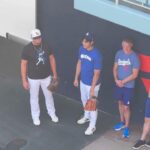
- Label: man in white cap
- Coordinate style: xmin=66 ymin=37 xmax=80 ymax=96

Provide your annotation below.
xmin=21 ymin=29 xmax=59 ymax=126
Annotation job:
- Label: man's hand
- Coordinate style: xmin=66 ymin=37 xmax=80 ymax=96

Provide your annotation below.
xmin=73 ymin=79 xmax=79 ymax=87
xmin=115 ymin=80 xmax=124 ymax=88
xmin=122 ymin=79 xmax=128 ymax=86
xmin=22 ymin=80 xmax=30 ymax=90
xmin=50 ymin=54 xmax=58 ymax=81
xmin=121 ymin=69 xmax=139 ymax=86
xmin=53 ymin=75 xmax=58 ymax=80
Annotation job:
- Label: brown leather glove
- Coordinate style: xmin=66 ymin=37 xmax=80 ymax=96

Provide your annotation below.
xmin=84 ymin=96 xmax=97 ymax=111
xmin=47 ymin=77 xmax=59 ymax=92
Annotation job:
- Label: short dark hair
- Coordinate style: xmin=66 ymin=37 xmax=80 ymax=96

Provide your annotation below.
xmin=122 ymin=38 xmax=134 ymax=45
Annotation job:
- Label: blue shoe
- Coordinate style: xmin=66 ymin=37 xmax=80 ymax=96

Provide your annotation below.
xmin=114 ymin=122 xmax=125 ymax=131
xmin=123 ymin=127 xmax=130 ymax=138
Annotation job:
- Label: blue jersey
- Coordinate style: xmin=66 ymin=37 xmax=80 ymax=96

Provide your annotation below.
xmin=115 ymin=50 xmax=140 ymax=88
xmin=79 ymin=46 xmax=103 ymax=86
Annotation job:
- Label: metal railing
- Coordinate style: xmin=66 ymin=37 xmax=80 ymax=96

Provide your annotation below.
xmin=115 ymin=0 xmax=150 ymax=10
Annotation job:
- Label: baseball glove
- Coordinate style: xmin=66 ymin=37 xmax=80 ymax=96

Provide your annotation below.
xmin=84 ymin=96 xmax=97 ymax=111
xmin=47 ymin=77 xmax=59 ymax=92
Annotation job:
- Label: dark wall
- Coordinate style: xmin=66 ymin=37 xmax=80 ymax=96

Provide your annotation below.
xmin=37 ymin=0 xmax=150 ymax=119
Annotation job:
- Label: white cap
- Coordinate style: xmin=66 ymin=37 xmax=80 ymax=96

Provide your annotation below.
xmin=30 ymin=29 xmax=41 ymax=39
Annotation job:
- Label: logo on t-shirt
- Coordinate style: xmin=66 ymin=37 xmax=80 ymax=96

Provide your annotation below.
xmin=80 ymin=54 xmax=92 ymax=61
xmin=118 ymin=59 xmax=131 ymax=71
xmin=36 ymin=49 xmax=47 ymax=66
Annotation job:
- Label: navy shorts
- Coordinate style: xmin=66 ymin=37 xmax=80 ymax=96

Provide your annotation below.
xmin=114 ymin=85 xmax=134 ymax=106
xmin=145 ymin=98 xmax=150 ymax=118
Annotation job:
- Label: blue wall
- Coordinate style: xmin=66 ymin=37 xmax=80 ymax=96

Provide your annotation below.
xmin=37 ymin=0 xmax=150 ymax=121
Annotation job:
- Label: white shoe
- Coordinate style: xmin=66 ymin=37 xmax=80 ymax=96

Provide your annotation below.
xmin=77 ymin=117 xmax=90 ymax=125
xmin=33 ymin=118 xmax=40 ymax=126
xmin=85 ymin=127 xmax=96 ymax=135
xmin=51 ymin=115 xmax=59 ymax=123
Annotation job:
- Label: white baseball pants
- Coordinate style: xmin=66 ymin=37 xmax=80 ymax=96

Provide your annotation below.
xmin=80 ymin=81 xmax=100 ymax=128
xmin=28 ymin=76 xmax=56 ymax=120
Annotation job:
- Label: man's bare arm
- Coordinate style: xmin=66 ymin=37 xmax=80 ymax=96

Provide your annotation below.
xmin=21 ymin=60 xmax=29 ymax=90
xmin=74 ymin=60 xmax=81 ymax=87
xmin=122 ymin=69 xmax=139 ymax=85
xmin=49 ymin=54 xmax=57 ymax=79
xmin=113 ymin=63 xmax=124 ymax=87
xmin=90 ymin=70 xmax=101 ymax=97
xmin=91 ymin=70 xmax=101 ymax=90
xmin=75 ymin=60 xmax=81 ymax=80
xmin=113 ymin=63 xmax=118 ymax=82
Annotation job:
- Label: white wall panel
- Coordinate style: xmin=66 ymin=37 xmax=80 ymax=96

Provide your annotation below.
xmin=0 ymin=0 xmax=36 ymax=41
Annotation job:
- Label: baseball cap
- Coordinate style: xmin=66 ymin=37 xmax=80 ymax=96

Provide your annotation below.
xmin=31 ymin=29 xmax=41 ymax=39
xmin=83 ymin=32 xmax=94 ymax=42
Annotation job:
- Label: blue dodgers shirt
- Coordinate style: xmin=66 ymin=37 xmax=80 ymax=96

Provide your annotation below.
xmin=115 ymin=50 xmax=140 ymax=88
xmin=79 ymin=46 xmax=103 ymax=86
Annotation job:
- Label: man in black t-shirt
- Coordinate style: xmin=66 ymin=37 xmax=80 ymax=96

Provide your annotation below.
xmin=21 ymin=29 xmax=59 ymax=126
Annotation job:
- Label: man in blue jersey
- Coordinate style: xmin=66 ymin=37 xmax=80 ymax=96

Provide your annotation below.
xmin=113 ymin=38 xmax=140 ymax=138
xmin=74 ymin=32 xmax=103 ymax=135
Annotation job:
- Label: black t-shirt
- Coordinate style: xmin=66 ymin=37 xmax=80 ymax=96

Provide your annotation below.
xmin=21 ymin=42 xmax=53 ymax=79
